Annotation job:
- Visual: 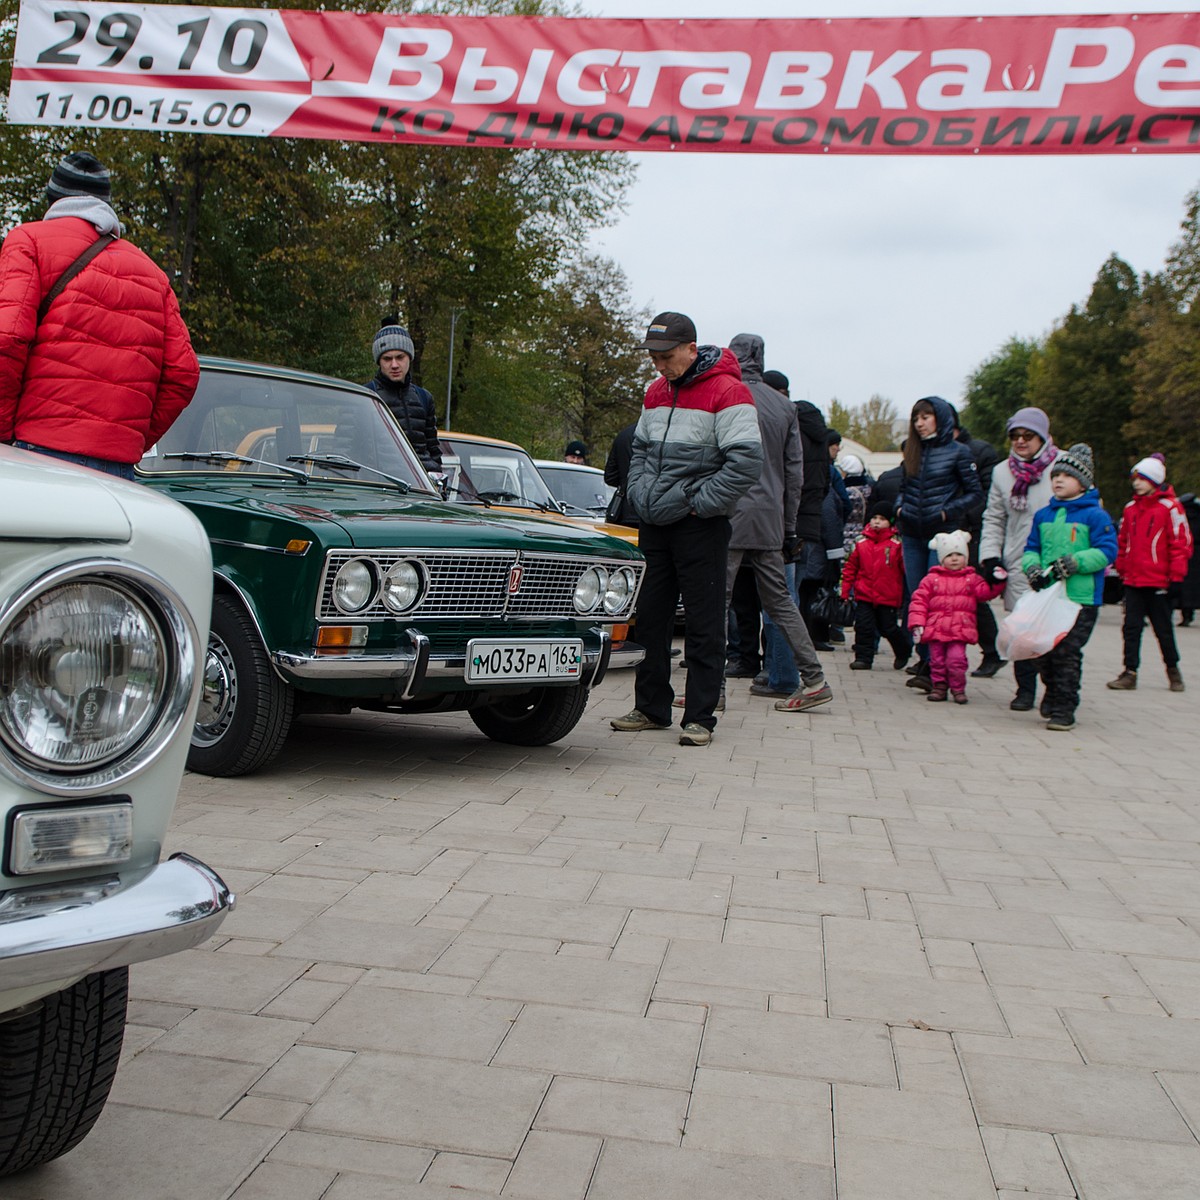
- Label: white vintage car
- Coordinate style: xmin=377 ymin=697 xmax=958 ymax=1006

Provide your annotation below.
xmin=0 ymin=447 xmax=234 ymax=1176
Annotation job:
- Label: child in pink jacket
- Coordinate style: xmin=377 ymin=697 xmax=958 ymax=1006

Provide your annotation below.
xmin=908 ymin=531 xmax=1006 ymax=703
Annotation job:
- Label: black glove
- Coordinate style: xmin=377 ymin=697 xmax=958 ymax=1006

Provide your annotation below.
xmin=979 ymin=557 xmax=1006 ymax=586
xmin=824 ymin=558 xmax=842 ymax=587
xmin=1027 ymin=566 xmax=1051 ymax=592
xmin=782 ymin=536 xmax=800 ymax=563
xmin=1050 ymin=554 xmax=1078 ymax=579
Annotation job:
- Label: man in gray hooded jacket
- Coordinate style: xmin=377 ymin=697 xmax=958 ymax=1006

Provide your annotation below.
xmin=726 ymin=334 xmax=833 ymax=713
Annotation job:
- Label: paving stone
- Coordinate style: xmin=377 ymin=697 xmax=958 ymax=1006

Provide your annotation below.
xmin=267 ymin=1130 xmax=433 ymax=1179
xmin=0 ymin=1106 xmax=277 ymax=1200
xmin=493 ymin=1004 xmax=701 ymax=1088
xmin=961 ymin=1053 xmax=1194 ymax=1141
xmin=473 ymin=950 xmax=655 ymax=1012
xmin=827 ymin=966 xmax=1007 ymax=1034
xmin=683 ymin=1082 xmax=832 ymax=1164
xmin=110 ymin=1051 xmax=265 ymax=1117
xmin=454 ymin=859 xmax=600 ymax=901
xmin=834 ymin=1136 xmax=996 ymax=1200
xmin=534 ymin=1077 xmax=687 ymax=1143
xmin=1057 ymin=1133 xmax=1200 ymax=1199
xmin=251 ymin=1046 xmax=352 ymax=1103
xmin=834 ymin=1083 xmax=982 ymax=1150
xmin=502 ymin=1130 xmax=600 ymax=1200
xmin=1062 ymin=1007 xmax=1200 ymax=1070
xmin=913 ymin=901 xmax=1070 ymax=948
xmin=229 ymin=1161 xmax=334 ymax=1200
xmin=586 ymin=1139 xmax=833 ymax=1200
xmin=303 ymin=985 xmax=520 ymax=1059
xmin=587 ymin=872 xmax=730 ymax=915
xmin=980 ymin=1126 xmax=1076 ymax=1196
xmin=823 ymin=915 xmax=930 ymax=976
xmin=974 ymin=942 xmax=1152 ymax=997
xmin=424 ymin=1151 xmax=512 ymax=1192
xmin=271 ymin=916 xmax=453 ymax=970
xmin=660 ymin=937 xmax=823 ymax=996
xmin=132 ymin=947 xmax=306 ymax=1012
xmin=154 ymin=1009 xmax=308 ymax=1064
xmin=469 ymin=895 xmax=629 ymax=944
xmin=699 ymin=1008 xmax=895 ymax=1087
xmin=303 ymin=1052 xmax=548 ymax=1157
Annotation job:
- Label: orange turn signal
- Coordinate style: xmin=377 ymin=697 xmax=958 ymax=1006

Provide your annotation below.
xmin=315 ymin=625 xmax=368 ymax=652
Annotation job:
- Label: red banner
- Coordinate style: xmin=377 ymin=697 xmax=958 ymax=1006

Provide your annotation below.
xmin=10 ymin=3 xmax=1200 ymax=153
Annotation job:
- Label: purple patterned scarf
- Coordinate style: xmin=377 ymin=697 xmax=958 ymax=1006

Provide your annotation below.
xmin=1008 ymin=439 xmax=1057 ymax=511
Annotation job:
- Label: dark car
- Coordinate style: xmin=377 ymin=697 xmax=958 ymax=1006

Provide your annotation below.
xmin=136 ymin=358 xmax=643 ymax=777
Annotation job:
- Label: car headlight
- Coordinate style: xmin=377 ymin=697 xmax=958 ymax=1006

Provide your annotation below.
xmin=381 ymin=560 xmax=424 ymax=613
xmin=573 ymin=566 xmax=607 ymax=613
xmin=603 ymin=567 xmax=635 ymax=615
xmin=0 ymin=562 xmax=198 ymax=793
xmin=332 ymin=558 xmax=377 ymax=613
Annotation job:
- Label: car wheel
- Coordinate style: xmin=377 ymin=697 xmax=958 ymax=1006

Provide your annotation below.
xmin=469 ymin=685 xmax=590 ymax=746
xmin=188 ymin=594 xmax=295 ymax=777
xmin=0 ymin=968 xmax=128 ymax=1177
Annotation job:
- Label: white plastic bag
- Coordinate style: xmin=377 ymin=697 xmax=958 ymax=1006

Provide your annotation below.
xmin=997 ymin=581 xmax=1081 ymax=660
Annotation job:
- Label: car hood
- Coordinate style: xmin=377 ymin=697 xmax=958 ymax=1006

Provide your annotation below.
xmin=0 ymin=446 xmax=132 ymax=541
xmin=144 ymin=477 xmax=640 ymax=557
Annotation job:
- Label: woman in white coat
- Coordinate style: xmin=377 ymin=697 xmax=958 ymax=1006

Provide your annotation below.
xmin=979 ymin=407 xmax=1058 ymax=712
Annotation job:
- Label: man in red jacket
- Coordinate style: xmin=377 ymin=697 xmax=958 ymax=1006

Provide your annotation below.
xmin=0 ymin=152 xmax=199 ymax=480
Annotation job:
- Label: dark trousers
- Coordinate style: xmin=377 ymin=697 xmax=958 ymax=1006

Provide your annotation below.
xmin=901 ymin=535 xmax=937 ymax=662
xmin=853 ymin=601 xmax=911 ymax=665
xmin=1122 ymin=585 xmax=1179 ymax=670
xmin=1013 ymin=656 xmax=1040 ymax=700
xmin=1036 ymin=605 xmax=1099 ymax=720
xmin=729 ymin=565 xmax=761 ymax=670
xmin=635 ymin=515 xmax=730 ymax=732
xmin=976 ymin=602 xmax=999 ymax=658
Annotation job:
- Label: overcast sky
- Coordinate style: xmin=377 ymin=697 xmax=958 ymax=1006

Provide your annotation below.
xmin=584 ymin=1 xmax=1200 ymax=419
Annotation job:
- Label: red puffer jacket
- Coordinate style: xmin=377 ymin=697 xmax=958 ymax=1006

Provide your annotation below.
xmin=1116 ymin=486 xmax=1194 ymax=588
xmin=0 ymin=213 xmax=198 ymax=463
xmin=841 ymin=524 xmax=905 ymax=607
xmin=908 ymin=564 xmax=1004 ymax=644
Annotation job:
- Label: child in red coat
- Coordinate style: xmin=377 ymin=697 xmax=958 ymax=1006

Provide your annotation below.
xmin=1108 ymin=453 xmax=1194 ymax=693
xmin=841 ymin=502 xmax=912 ymax=670
xmin=908 ymin=530 xmax=1006 ymax=703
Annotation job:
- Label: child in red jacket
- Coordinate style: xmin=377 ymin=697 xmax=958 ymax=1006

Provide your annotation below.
xmin=841 ymin=502 xmax=912 ymax=670
xmin=908 ymin=530 xmax=1005 ymax=703
xmin=1108 ymin=454 xmax=1194 ymax=693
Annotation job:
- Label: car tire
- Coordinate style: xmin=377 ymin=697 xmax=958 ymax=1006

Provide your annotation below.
xmin=469 ymin=685 xmax=590 ymax=746
xmin=189 ymin=594 xmax=295 ymax=777
xmin=0 ymin=968 xmax=128 ymax=1177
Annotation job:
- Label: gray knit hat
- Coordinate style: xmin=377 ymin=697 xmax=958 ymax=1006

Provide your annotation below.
xmin=373 ymin=323 xmax=414 ymax=363
xmin=46 ymin=152 xmax=111 ymax=204
xmin=1050 ymin=443 xmax=1095 ymax=489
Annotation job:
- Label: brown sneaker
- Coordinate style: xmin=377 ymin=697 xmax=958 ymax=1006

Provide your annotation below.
xmin=1167 ymin=667 xmax=1185 ymax=693
xmin=952 ymin=691 xmax=969 ymax=704
xmin=1106 ymin=670 xmax=1137 ymax=690
xmin=927 ymin=686 xmax=948 ymax=702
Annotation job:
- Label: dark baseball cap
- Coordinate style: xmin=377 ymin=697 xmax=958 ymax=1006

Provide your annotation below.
xmin=638 ymin=311 xmax=697 ymax=351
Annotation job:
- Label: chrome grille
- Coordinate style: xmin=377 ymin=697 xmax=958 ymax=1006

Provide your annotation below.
xmin=317 ymin=549 xmax=641 ymax=621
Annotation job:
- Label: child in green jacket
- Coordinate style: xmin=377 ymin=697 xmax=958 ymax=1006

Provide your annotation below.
xmin=1021 ymin=444 xmax=1118 ymax=731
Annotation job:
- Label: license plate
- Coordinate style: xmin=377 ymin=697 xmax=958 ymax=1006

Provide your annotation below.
xmin=465 ymin=638 xmax=583 ymax=683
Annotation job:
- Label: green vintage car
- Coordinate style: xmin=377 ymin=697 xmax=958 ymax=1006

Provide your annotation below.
xmin=137 ymin=358 xmax=643 ymax=778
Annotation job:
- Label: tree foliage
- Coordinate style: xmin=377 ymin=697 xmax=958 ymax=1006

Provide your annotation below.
xmin=826 ymin=398 xmax=855 ymax=438
xmin=845 ymin=395 xmax=900 ymax=451
xmin=1027 ymin=254 xmax=1142 ymax=509
xmin=0 ymin=0 xmax=640 ymax=450
xmin=961 ymin=336 xmax=1041 ymax=450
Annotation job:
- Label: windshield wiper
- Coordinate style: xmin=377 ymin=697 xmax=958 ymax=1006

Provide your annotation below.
xmin=445 ymin=485 xmax=493 ymax=507
xmin=477 ymin=490 xmax=555 ymax=513
xmin=163 ymin=450 xmax=308 ymax=483
xmin=287 ymin=454 xmax=411 ymax=494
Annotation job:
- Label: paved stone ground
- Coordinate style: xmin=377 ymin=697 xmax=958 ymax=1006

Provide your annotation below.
xmin=13 ymin=608 xmax=1200 ymax=1200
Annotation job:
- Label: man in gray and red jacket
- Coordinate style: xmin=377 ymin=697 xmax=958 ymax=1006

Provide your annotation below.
xmin=611 ymin=312 xmax=762 ymax=747
xmin=0 ymin=152 xmax=198 ymax=479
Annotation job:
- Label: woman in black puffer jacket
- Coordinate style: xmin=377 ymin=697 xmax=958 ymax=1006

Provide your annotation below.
xmin=896 ymin=396 xmax=982 ymax=683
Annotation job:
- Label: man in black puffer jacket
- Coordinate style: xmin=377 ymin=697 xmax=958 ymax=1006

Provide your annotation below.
xmin=365 ymin=318 xmax=443 ymax=473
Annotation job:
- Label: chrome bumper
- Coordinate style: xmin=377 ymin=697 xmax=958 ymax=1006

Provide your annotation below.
xmin=0 ymin=853 xmax=235 ymax=993
xmin=274 ymin=626 xmax=614 ymax=688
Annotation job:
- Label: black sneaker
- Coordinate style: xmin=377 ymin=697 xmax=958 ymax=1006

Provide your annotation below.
xmin=1039 ymin=697 xmax=1054 ymax=718
xmin=905 ymin=674 xmax=933 ymax=693
xmin=893 ymin=650 xmax=912 ymax=671
xmin=1046 ymin=714 xmax=1076 ymax=731
xmin=850 ymin=660 xmax=872 ymax=671
xmin=724 ymin=658 xmax=758 ymax=678
xmin=971 ymin=655 xmax=1006 ymax=678
xmin=1009 ymin=693 xmax=1035 ymax=712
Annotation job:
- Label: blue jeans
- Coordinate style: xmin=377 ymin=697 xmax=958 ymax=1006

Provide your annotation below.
xmin=763 ymin=561 xmax=801 ymax=691
xmin=13 ymin=441 xmax=136 ymax=480
xmin=901 ymin=535 xmax=937 ymax=662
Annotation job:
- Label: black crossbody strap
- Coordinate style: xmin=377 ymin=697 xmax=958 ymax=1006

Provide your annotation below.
xmin=37 ymin=234 xmax=116 ymax=324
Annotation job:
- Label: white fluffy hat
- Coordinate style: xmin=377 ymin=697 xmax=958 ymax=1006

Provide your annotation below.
xmin=929 ymin=530 xmax=971 ymax=562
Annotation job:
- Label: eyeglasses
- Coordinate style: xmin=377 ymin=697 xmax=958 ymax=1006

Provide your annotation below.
xmin=1008 ymin=429 xmax=1038 ymax=442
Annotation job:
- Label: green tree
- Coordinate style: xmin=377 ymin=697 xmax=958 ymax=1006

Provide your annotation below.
xmin=962 ymin=336 xmax=1041 ymax=450
xmin=826 ymin=398 xmax=855 ymax=437
xmin=846 ymin=395 xmax=900 ymax=451
xmin=1125 ymin=190 xmax=1200 ymax=492
xmin=1028 ymin=254 xmax=1142 ymax=508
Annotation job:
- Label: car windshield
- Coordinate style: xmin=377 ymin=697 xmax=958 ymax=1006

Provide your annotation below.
xmin=440 ymin=437 xmax=561 ymax=512
xmin=139 ymin=367 xmax=436 ymax=493
xmin=538 ymin=465 xmax=615 ymax=516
